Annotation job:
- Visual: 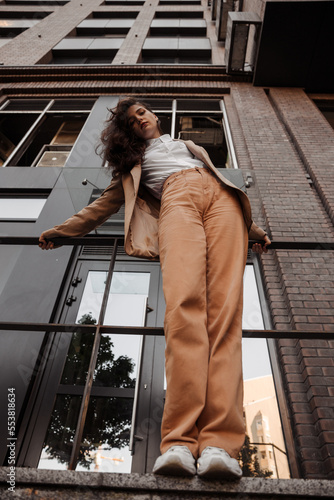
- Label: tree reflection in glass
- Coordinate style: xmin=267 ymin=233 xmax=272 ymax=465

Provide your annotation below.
xmin=60 ymin=313 xmax=136 ymax=388
xmin=39 ymin=268 xmax=151 ymax=472
xmin=39 ymin=311 xmax=136 ymax=470
xmin=40 ymin=393 xmax=134 ymax=471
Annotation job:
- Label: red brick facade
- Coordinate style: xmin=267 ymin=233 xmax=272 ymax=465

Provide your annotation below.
xmin=227 ymin=85 xmax=334 ymax=478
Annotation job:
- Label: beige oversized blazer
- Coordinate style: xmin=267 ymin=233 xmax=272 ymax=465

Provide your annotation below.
xmin=42 ymin=140 xmax=267 ymax=260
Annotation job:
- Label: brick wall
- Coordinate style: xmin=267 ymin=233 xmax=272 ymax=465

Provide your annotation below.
xmin=269 ymin=88 xmax=334 ymax=226
xmin=229 ymin=84 xmax=334 ymax=478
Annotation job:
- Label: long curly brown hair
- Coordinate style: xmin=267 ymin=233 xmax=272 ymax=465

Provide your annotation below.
xmin=99 ymin=97 xmax=163 ymax=179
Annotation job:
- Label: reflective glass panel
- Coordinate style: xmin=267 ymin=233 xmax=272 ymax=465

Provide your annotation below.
xmin=0 ymin=197 xmax=47 ymax=220
xmin=76 ymin=271 xmax=150 ymax=327
xmin=61 ymin=271 xmax=150 ymax=385
xmin=77 ymin=397 xmax=133 ymax=473
xmin=38 ymin=395 xmax=133 ymax=473
xmin=175 ymin=113 xmax=227 ymax=168
xmin=38 ymin=395 xmax=82 ymax=470
xmin=93 ymin=334 xmax=140 ymax=388
xmin=241 ymin=265 xmax=290 ymax=479
xmin=0 ymin=113 xmax=37 ymax=164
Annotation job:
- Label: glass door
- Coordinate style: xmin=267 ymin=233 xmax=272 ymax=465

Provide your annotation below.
xmin=30 ymin=258 xmax=163 ymax=473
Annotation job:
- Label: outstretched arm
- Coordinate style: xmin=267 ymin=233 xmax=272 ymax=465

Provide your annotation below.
xmin=39 ymin=177 xmax=124 ymax=250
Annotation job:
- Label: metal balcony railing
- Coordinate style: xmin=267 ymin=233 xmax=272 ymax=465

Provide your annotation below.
xmin=1 ymin=234 xmax=333 ymax=470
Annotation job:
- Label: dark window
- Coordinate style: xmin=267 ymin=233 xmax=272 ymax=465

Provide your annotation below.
xmin=2 ymin=99 xmax=52 ymax=111
xmin=0 ymin=11 xmax=49 ymax=19
xmin=177 ymin=99 xmax=221 ymax=111
xmin=5 ymin=0 xmax=68 ymax=4
xmin=0 ymin=100 xmax=92 ymax=167
xmin=159 ymin=0 xmax=201 ymax=4
xmin=176 ymin=114 xmax=227 ymax=168
xmin=0 ymin=18 xmax=42 ymax=38
xmin=50 ymin=37 xmax=124 ymax=64
xmin=76 ymin=19 xmax=135 ymax=36
xmin=141 ymin=37 xmax=211 ymax=64
xmin=149 ymin=19 xmax=206 ymax=37
xmin=92 ymin=11 xmax=138 ymax=19
xmin=155 ymin=10 xmax=203 ymax=18
xmin=0 ymin=113 xmax=37 ymax=165
xmin=105 ymin=0 xmax=144 ymax=4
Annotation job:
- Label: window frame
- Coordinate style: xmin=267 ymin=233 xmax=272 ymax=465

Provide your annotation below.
xmin=0 ymin=192 xmax=49 ymax=221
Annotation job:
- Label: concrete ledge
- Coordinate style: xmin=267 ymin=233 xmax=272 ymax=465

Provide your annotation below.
xmin=1 ymin=468 xmax=334 ymax=499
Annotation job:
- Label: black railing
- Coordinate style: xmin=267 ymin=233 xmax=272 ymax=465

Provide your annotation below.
xmin=1 ymin=234 xmax=333 ymax=471
xmin=1 ymin=235 xmax=334 ymax=250
xmin=0 ymin=322 xmax=333 ymax=340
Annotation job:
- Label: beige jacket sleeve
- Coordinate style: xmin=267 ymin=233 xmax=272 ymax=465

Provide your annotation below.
xmin=42 ymin=177 xmax=125 ymax=242
xmin=248 ymin=221 xmax=267 ymax=241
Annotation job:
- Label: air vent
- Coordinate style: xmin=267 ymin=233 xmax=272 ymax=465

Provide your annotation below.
xmin=81 ymin=245 xmax=127 ymax=257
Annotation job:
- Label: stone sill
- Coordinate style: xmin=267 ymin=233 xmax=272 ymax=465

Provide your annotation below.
xmin=1 ymin=468 xmax=334 ymax=499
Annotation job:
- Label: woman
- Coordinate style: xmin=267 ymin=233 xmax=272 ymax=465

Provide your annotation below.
xmin=39 ymin=98 xmax=270 ymax=479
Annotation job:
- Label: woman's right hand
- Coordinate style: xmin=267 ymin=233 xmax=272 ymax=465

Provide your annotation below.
xmin=39 ymin=233 xmax=55 ymax=250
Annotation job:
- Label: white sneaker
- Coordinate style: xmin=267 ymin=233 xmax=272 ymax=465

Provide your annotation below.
xmin=152 ymin=446 xmax=196 ymax=476
xmin=197 ymin=446 xmax=242 ymax=480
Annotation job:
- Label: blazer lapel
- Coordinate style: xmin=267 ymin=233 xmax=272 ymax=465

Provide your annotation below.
xmin=122 ymin=164 xmax=141 ymax=236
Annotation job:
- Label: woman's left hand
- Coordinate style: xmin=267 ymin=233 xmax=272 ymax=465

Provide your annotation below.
xmin=252 ymin=235 xmax=271 ymax=254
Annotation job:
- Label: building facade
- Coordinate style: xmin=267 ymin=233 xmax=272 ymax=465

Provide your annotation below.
xmin=0 ymin=0 xmax=334 ymax=484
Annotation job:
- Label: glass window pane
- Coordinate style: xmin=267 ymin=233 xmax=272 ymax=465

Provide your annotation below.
xmin=34 ymin=149 xmax=71 ymax=167
xmin=1 ymin=99 xmax=50 ymax=111
xmin=75 ymin=271 xmax=150 ymax=327
xmin=60 ymin=330 xmax=141 ymax=388
xmin=177 ymin=99 xmax=221 ymax=111
xmin=0 ymin=197 xmax=47 ymax=220
xmin=49 ymin=99 xmax=95 ymax=111
xmin=38 ymin=395 xmax=133 ymax=473
xmin=175 ymin=113 xmax=227 ymax=168
xmin=93 ymin=334 xmax=140 ymax=388
xmin=2 ymin=113 xmax=88 ymax=167
xmin=243 ymin=376 xmax=290 ymax=478
xmin=77 ymin=396 xmax=133 ymax=473
xmin=242 ymin=264 xmax=271 ymax=380
xmin=0 ymin=113 xmax=37 ymax=164
xmin=61 ymin=271 xmax=150 ymax=385
xmin=38 ymin=395 xmax=82 ymax=470
xmin=242 ymin=265 xmax=290 ymax=478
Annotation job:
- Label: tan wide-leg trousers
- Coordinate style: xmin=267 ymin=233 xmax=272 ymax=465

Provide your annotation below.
xmin=158 ymin=167 xmax=248 ymax=460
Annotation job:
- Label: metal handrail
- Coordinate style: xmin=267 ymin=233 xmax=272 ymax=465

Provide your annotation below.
xmin=1 ymin=233 xmax=332 ymax=474
xmin=0 ymin=236 xmax=334 ymax=250
xmin=0 ymin=322 xmax=333 ymax=339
